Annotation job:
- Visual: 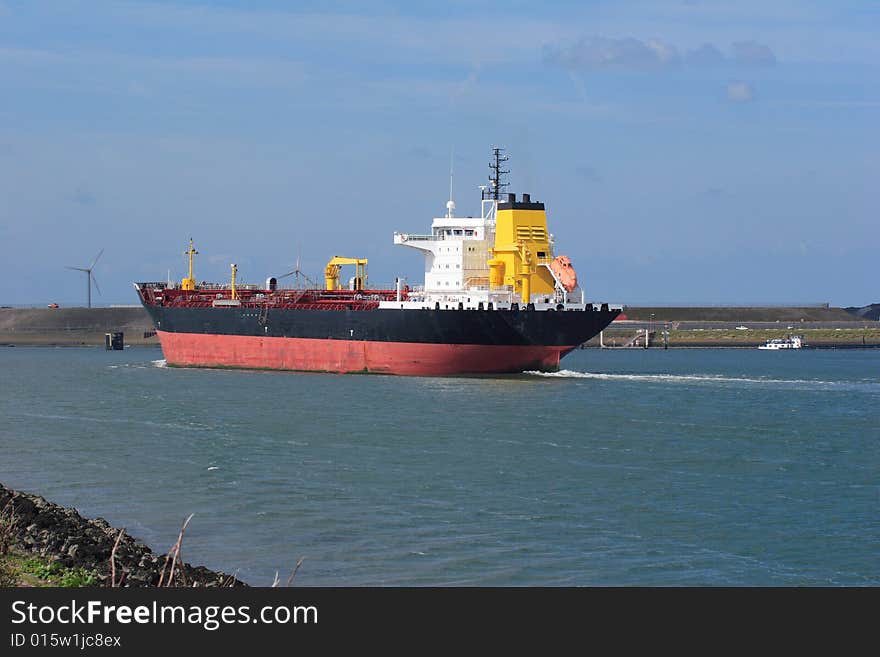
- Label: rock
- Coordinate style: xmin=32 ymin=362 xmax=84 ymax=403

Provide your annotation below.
xmin=0 ymin=482 xmax=246 ymax=587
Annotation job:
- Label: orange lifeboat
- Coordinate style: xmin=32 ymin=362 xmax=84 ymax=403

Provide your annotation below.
xmin=550 ymin=255 xmax=577 ymax=292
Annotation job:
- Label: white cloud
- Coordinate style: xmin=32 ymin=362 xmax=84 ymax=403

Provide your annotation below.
xmin=546 ymin=36 xmax=778 ymax=72
xmin=544 ymin=36 xmax=681 ymax=70
xmin=727 ymin=81 xmax=754 ymax=102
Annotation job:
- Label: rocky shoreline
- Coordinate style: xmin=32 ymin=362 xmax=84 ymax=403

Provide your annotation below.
xmin=0 ymin=483 xmax=246 ymax=587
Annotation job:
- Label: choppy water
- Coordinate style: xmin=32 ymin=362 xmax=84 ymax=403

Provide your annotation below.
xmin=1 ymin=346 xmax=877 ymax=585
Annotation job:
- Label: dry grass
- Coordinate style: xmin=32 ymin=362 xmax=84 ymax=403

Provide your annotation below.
xmin=271 ymin=557 xmax=306 ymax=587
xmin=109 ymin=527 xmax=125 ymax=587
xmin=0 ymin=502 xmax=18 ymax=587
xmin=157 ymin=513 xmax=194 ymax=587
xmin=0 ymin=499 xmax=16 ymax=556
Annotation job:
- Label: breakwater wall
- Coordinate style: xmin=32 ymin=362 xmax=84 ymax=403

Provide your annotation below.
xmin=620 ymin=306 xmax=856 ymax=322
xmin=0 ymin=307 xmax=156 ymax=346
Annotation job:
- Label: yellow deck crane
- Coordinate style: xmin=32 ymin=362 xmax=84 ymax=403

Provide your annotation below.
xmin=324 ymin=256 xmax=368 ymax=291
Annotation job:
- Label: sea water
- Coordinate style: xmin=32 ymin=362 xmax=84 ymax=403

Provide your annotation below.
xmin=0 ymin=346 xmax=877 ymax=585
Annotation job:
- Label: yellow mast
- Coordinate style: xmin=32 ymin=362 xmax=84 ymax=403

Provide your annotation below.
xmin=181 ymin=238 xmax=198 ymax=290
xmin=230 ymin=263 xmax=238 ymax=300
xmin=518 ymin=243 xmax=532 ymax=305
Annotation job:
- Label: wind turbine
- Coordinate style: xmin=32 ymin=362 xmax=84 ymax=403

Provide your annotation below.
xmin=278 ymin=247 xmax=314 ymax=289
xmin=65 ymin=249 xmax=103 ymax=308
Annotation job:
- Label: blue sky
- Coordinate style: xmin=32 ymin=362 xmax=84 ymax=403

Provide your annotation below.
xmin=0 ymin=0 xmax=877 ymax=306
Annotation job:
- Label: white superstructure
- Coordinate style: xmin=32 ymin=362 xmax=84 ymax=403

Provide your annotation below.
xmin=395 ymin=197 xmax=494 ymax=295
xmin=379 ymin=149 xmax=622 ymax=315
xmin=380 ymin=195 xmax=608 ymax=312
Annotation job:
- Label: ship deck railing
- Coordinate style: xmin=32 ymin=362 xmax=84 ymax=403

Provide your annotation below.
xmin=396 ymin=233 xmax=442 ymax=241
xmin=195 ymin=282 xmax=263 ymax=291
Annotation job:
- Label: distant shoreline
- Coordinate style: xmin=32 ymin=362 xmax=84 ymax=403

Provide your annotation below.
xmin=0 ymin=307 xmax=158 ymax=347
xmin=584 ymin=326 xmax=880 ymax=349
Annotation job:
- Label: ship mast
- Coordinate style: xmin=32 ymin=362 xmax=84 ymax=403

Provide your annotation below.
xmin=181 ymin=238 xmax=198 ymax=290
xmin=446 ymin=147 xmax=456 ymax=218
xmin=484 ymin=146 xmax=509 ymax=201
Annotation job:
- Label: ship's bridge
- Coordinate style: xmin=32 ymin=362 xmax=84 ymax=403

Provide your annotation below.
xmin=394 ymin=207 xmax=494 ymax=293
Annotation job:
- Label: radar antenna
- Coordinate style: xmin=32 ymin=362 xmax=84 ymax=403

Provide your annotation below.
xmin=484 ymin=146 xmax=509 ymax=201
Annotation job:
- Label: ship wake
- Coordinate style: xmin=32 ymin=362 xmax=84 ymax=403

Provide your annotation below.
xmin=524 ymin=369 xmax=878 ymax=391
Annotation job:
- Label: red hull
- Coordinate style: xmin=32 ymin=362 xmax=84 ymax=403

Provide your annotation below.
xmin=157 ymin=331 xmax=571 ymax=376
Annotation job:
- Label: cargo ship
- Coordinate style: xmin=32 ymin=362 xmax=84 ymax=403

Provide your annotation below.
xmin=135 ymin=149 xmax=622 ymax=376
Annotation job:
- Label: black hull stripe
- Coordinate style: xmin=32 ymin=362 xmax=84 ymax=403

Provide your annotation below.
xmin=143 ymin=307 xmax=619 ymax=347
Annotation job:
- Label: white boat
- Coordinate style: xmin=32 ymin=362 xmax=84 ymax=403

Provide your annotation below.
xmin=758 ymin=335 xmax=803 ymax=350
